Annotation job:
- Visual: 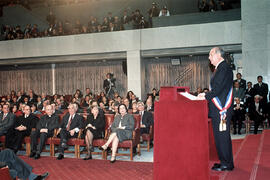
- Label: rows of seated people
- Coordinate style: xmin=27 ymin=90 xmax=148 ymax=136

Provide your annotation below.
xmin=0 ymin=88 xmax=156 ymax=162
xmin=1 ymin=2 xmax=171 ymax=41
xmin=193 ymin=74 xmax=270 ymax=135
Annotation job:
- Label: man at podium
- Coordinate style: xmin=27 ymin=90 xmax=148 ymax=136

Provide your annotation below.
xmin=198 ymin=47 xmax=234 ymax=171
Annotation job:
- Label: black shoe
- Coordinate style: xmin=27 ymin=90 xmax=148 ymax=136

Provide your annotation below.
xmin=29 ymin=152 xmax=36 ymax=158
xmin=211 ymin=163 xmax=221 ymax=169
xmin=99 ymin=146 xmax=105 ymax=151
xmin=83 ymin=154 xmax=92 ymax=160
xmin=34 ymin=153 xmax=40 ymax=160
xmin=110 ymin=158 xmax=116 ymax=163
xmin=57 ymin=154 xmax=64 ymax=160
xmin=238 ymin=132 xmax=241 ymax=135
xmin=212 ymin=165 xmax=234 ymax=171
xmin=33 ymin=172 xmax=49 ymax=180
xmin=233 ymin=131 xmax=237 ymax=135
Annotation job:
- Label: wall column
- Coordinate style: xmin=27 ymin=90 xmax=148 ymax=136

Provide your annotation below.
xmin=241 ymin=0 xmax=270 ymax=85
xmin=52 ymin=63 xmax=56 ymax=95
xmin=127 ymin=50 xmax=142 ymax=99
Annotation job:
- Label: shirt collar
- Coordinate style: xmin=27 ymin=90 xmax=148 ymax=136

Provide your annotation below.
xmin=215 ymin=59 xmax=224 ymax=69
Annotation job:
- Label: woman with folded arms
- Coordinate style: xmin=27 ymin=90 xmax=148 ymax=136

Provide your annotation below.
xmin=99 ymin=104 xmax=134 ymax=163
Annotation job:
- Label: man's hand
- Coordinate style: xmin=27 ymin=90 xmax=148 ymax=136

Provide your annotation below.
xmin=56 ymin=128 xmax=61 ymax=135
xmin=40 ymin=128 xmax=48 ymax=133
xmin=140 ymin=124 xmax=146 ymax=128
xmin=69 ymin=129 xmax=75 ymax=136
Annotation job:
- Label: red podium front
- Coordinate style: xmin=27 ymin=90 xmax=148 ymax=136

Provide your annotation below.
xmin=154 ymin=87 xmax=210 ymax=180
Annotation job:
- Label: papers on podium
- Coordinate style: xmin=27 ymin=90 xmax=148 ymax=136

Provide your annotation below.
xmin=179 ymin=92 xmax=201 ymax=100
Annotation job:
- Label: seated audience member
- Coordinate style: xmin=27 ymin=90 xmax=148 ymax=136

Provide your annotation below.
xmin=123 ymin=98 xmax=131 ymax=110
xmin=0 ymin=104 xmax=15 ymax=136
xmin=51 ymin=103 xmax=62 ymax=115
xmin=99 ymin=104 xmax=134 ymax=163
xmin=194 ymin=87 xmax=203 ymax=96
xmin=81 ymin=95 xmax=91 ymax=108
xmin=151 ymin=88 xmax=159 ymax=102
xmin=6 ymin=105 xmax=38 ymax=153
xmin=23 ymin=97 xmax=30 ymax=106
xmin=85 ymin=88 xmax=92 ymax=97
xmin=145 ymin=98 xmax=154 ymax=112
xmin=36 ymin=96 xmax=43 ymax=110
xmin=203 ymin=88 xmax=209 ymax=93
xmin=234 ymin=73 xmax=246 ymax=90
xmin=198 ymin=0 xmax=209 ymax=12
xmin=232 ymin=97 xmax=246 ymax=135
xmin=131 ymin=102 xmax=139 ymax=114
xmin=83 ymin=105 xmax=105 ymax=160
xmin=108 ymin=100 xmax=114 ymax=111
xmin=11 ymin=104 xmax=23 ymax=117
xmin=126 ymin=91 xmax=134 ymax=104
xmin=233 ymin=81 xmax=245 ymax=101
xmin=30 ymin=105 xmax=59 ymax=159
xmin=253 ymin=75 xmax=269 ymax=105
xmin=208 ymin=0 xmax=217 ymax=11
xmin=57 ymin=103 xmax=84 ymax=160
xmin=28 ymin=92 xmax=36 ymax=105
xmin=101 ymin=96 xmax=109 ymax=108
xmin=137 ymin=101 xmax=154 ymax=135
xmin=0 ymin=149 xmax=49 ymax=180
xmin=248 ymin=95 xmax=266 ymax=134
xmin=31 ymin=104 xmax=42 ymax=115
xmin=159 ymin=6 xmax=170 ymax=16
xmin=245 ymin=81 xmax=255 ymax=108
xmin=0 ymin=104 xmax=2 ymax=114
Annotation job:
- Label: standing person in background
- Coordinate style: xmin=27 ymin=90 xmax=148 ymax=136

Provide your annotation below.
xmin=253 ymin=75 xmax=268 ymax=105
xmin=103 ymin=73 xmax=116 ymax=100
xmin=233 ymin=73 xmax=246 ymax=90
xmin=198 ymin=47 xmax=234 ymax=171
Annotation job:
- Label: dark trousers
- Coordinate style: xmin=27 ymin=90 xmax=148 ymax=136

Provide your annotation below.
xmin=251 ymin=114 xmax=264 ymax=134
xmin=6 ymin=130 xmax=29 ymax=152
xmin=30 ymin=130 xmax=53 ymax=154
xmin=211 ymin=112 xmax=234 ymax=168
xmin=0 ymin=149 xmax=32 ymax=180
xmin=58 ymin=129 xmax=77 ymax=154
xmin=232 ymin=111 xmax=245 ymax=133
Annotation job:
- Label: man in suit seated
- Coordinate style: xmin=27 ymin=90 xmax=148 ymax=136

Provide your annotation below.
xmin=30 ymin=105 xmax=59 ymax=159
xmin=232 ymin=97 xmax=246 ymax=135
xmin=0 ymin=149 xmax=48 ymax=180
xmin=0 ymin=104 xmax=15 ymax=136
xmin=248 ymin=95 xmax=266 ymax=134
xmin=56 ymin=103 xmax=83 ymax=160
xmin=137 ymin=101 xmax=154 ymax=140
xmin=5 ymin=105 xmax=38 ymax=153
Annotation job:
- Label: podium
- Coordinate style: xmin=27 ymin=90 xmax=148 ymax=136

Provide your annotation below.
xmin=154 ymin=87 xmax=214 ymax=180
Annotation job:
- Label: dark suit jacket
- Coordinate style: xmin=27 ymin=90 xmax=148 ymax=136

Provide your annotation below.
xmin=248 ymin=102 xmax=266 ymax=120
xmin=0 ymin=112 xmax=15 ymax=135
xmin=233 ymin=88 xmax=245 ymax=101
xmin=254 ymin=82 xmax=268 ymax=102
xmin=36 ymin=114 xmax=59 ymax=135
xmin=205 ymin=61 xmax=233 ymax=117
xmin=141 ymin=111 xmax=154 ymax=128
xmin=13 ymin=114 xmax=38 ymax=135
xmin=60 ymin=113 xmax=83 ymax=131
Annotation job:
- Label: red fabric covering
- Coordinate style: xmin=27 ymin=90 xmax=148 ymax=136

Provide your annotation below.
xmin=154 ymin=87 xmax=210 ymax=180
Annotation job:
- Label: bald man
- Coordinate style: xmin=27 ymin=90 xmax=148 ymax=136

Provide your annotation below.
xmin=198 ymin=47 xmax=234 ymax=171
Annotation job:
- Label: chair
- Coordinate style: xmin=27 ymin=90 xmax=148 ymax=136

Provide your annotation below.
xmin=104 ymin=114 xmax=141 ymax=160
xmin=0 ymin=135 xmax=6 ymax=149
xmin=76 ymin=114 xmax=115 ymax=159
xmin=141 ymin=113 xmax=154 ymax=152
xmin=0 ymin=167 xmax=13 ymax=180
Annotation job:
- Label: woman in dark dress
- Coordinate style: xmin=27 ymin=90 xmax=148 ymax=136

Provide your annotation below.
xmin=83 ymin=105 xmax=105 ymax=160
xmin=99 ymin=104 xmax=134 ymax=163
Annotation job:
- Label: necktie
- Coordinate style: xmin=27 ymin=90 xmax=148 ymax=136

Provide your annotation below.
xmin=66 ymin=116 xmax=73 ymax=131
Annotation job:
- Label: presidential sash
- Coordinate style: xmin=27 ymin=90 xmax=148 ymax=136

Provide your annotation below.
xmin=211 ymin=87 xmax=233 ymax=131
